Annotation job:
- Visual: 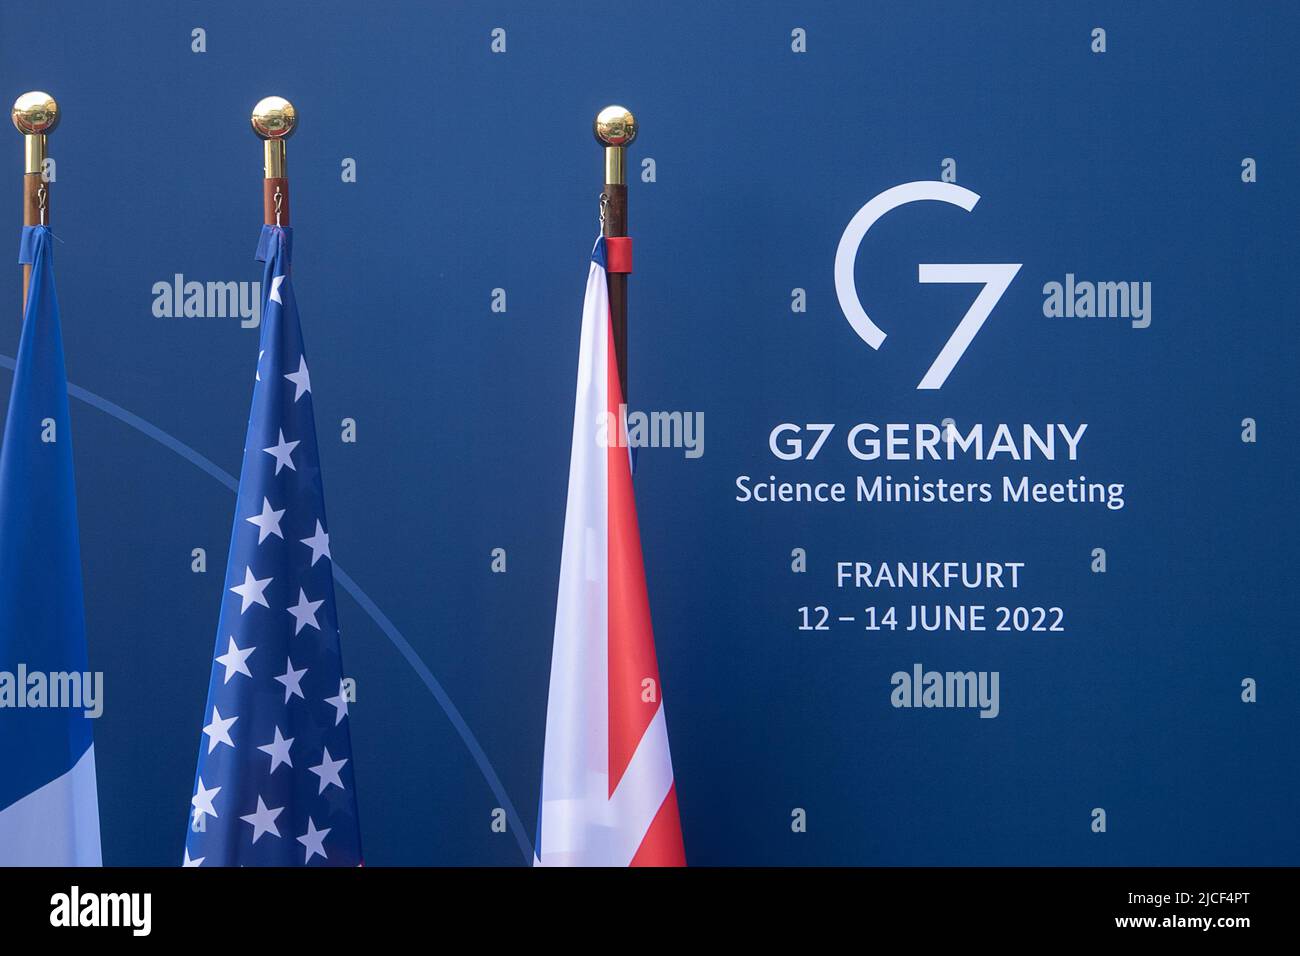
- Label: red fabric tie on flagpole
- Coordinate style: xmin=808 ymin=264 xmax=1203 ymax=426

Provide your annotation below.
xmin=605 ymin=236 xmax=633 ymax=274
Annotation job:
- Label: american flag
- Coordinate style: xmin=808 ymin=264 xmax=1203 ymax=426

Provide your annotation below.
xmin=183 ymin=226 xmax=362 ymax=866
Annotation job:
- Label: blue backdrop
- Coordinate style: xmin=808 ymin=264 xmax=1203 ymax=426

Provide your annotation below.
xmin=0 ymin=0 xmax=1296 ymax=865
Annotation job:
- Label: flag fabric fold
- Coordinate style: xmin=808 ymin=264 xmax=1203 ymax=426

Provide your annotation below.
xmin=183 ymin=225 xmax=361 ymax=866
xmin=0 ymin=225 xmax=102 ymax=865
xmin=535 ymin=237 xmax=685 ymax=867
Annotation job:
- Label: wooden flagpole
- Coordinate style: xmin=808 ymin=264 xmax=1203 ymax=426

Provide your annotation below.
xmin=251 ymin=96 xmax=296 ymax=226
xmin=594 ymin=106 xmax=637 ymax=403
xmin=11 ymin=91 xmax=59 ymax=314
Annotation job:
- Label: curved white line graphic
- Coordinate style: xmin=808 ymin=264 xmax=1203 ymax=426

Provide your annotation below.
xmin=833 ymin=180 xmax=982 ymax=349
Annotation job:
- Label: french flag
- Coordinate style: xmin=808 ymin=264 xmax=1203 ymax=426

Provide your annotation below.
xmin=535 ymin=237 xmax=685 ymax=867
xmin=0 ymin=227 xmax=101 ymax=865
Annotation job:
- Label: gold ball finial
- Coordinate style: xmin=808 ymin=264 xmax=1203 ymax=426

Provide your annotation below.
xmin=593 ymin=105 xmax=637 ymax=148
xmin=250 ymin=96 xmax=297 ymax=140
xmin=12 ymin=91 xmax=59 ymax=136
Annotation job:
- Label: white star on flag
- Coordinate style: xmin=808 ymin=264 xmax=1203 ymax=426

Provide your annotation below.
xmin=182 ymin=848 xmax=204 ymax=867
xmin=240 ymin=796 xmax=284 ymax=844
xmin=230 ymin=566 xmax=272 ymax=613
xmin=300 ymin=520 xmax=331 ymax=566
xmin=309 ymin=747 xmax=348 ymax=794
xmin=269 ymin=274 xmax=286 ymax=304
xmin=297 ymin=818 xmax=330 ymax=863
xmin=191 ymin=777 xmax=221 ymax=822
xmin=262 ymin=429 xmax=300 ymax=474
xmin=258 ymin=726 xmax=294 ymax=773
xmin=214 ymin=636 xmax=255 ymax=683
xmin=274 ymin=657 xmax=308 ymax=703
xmin=325 ymin=680 xmax=349 ymax=725
xmin=287 ymin=588 xmax=324 ymax=635
xmin=284 ymin=356 xmax=312 ymax=402
xmin=202 ymin=707 xmax=237 ymax=754
xmin=246 ymin=497 xmax=285 ymax=543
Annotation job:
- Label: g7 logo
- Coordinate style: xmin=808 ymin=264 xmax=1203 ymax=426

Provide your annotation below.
xmin=833 ymin=181 xmax=1022 ymax=390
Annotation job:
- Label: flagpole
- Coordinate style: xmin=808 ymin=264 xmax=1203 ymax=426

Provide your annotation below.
xmin=251 ymin=97 xmax=296 ymax=227
xmin=594 ymin=105 xmax=637 ymax=402
xmin=11 ymin=91 xmax=58 ymax=314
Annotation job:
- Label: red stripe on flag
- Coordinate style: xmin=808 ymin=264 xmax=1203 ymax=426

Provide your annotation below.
xmin=606 ymin=311 xmax=661 ymax=796
xmin=629 ymin=783 xmax=686 ymax=867
xmin=603 ymin=294 xmax=684 ymax=866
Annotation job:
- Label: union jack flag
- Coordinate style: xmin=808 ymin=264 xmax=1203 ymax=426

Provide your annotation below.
xmin=535 ymin=237 xmax=685 ymax=866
